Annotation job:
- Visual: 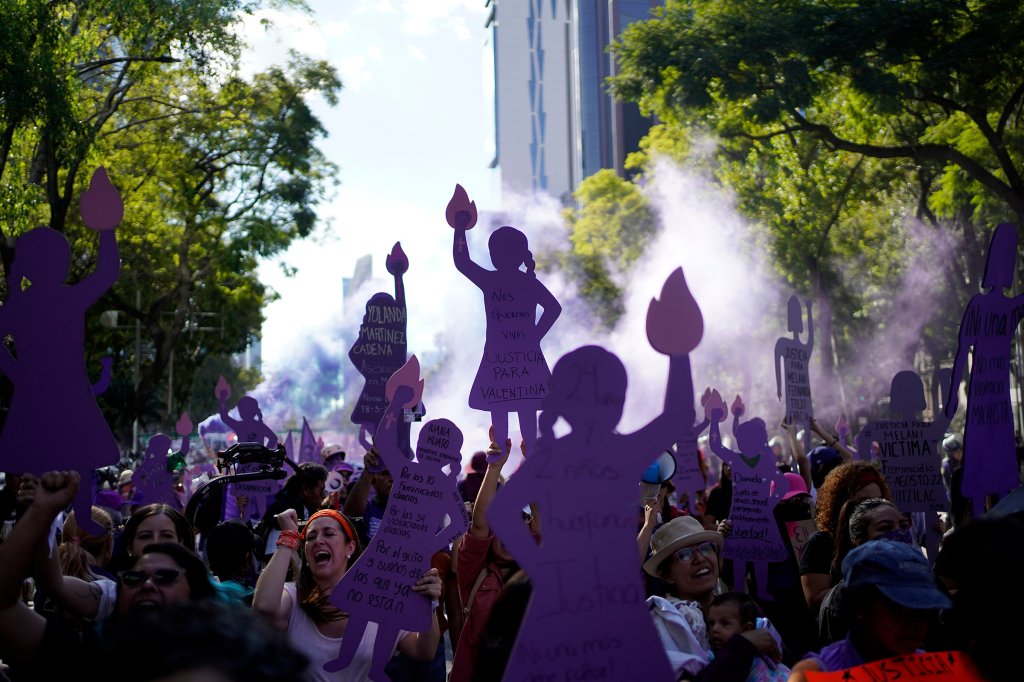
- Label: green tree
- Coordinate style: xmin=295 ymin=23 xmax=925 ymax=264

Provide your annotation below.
xmin=0 ymin=1 xmax=340 ymax=445
xmin=563 ymin=168 xmax=655 ymax=327
xmin=607 ymin=0 xmax=1023 ymax=415
xmin=611 ymin=0 xmax=1024 ymax=223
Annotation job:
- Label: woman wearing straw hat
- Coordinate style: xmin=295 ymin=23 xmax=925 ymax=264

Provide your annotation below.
xmin=645 ymin=516 xmax=781 ymax=680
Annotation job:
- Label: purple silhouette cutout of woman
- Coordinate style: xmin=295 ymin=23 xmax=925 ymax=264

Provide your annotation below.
xmin=775 ymin=296 xmax=814 ymax=453
xmin=216 ymin=377 xmax=280 ymax=521
xmin=670 ymin=389 xmax=714 ymax=513
xmin=708 ymin=394 xmax=789 ymax=601
xmin=134 ymin=413 xmax=193 ymax=508
xmin=484 ymin=269 xmax=700 ymax=682
xmin=447 ymin=185 xmax=561 ymax=461
xmin=0 ymin=168 xmax=121 ymax=534
xmin=856 ymin=371 xmax=948 ymax=564
xmin=326 ymin=357 xmax=469 ymax=680
xmin=350 ymin=242 xmax=414 ymax=463
xmin=945 ymin=223 xmax=1024 ymax=516
xmin=216 ymin=376 xmax=278 ymax=448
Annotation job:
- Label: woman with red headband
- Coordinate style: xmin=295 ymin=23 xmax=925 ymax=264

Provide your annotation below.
xmin=253 ymin=507 xmax=442 ymax=681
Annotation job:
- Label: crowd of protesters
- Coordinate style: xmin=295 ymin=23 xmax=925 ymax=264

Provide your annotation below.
xmin=0 ymin=418 xmax=1021 ymax=682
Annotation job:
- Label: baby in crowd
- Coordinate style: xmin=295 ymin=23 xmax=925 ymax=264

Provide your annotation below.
xmin=707 ymin=592 xmax=791 ymax=682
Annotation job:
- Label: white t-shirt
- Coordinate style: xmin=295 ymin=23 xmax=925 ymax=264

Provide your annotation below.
xmin=283 ymin=582 xmax=408 ymax=682
xmin=95 ymin=576 xmax=117 ymax=621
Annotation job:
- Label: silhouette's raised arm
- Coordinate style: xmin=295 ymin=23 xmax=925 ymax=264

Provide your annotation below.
xmin=75 ymin=230 xmax=120 ymax=306
xmin=708 ymin=411 xmax=738 ymax=463
xmin=386 ymin=242 xmax=408 ymax=306
xmin=178 ymin=434 xmax=191 ymax=460
xmin=452 ymin=228 xmax=487 ymax=287
xmin=945 ymin=301 xmax=974 ymax=418
xmin=446 ymin=185 xmax=487 ymax=287
xmin=218 ymin=398 xmax=243 ymax=434
xmin=374 ymin=386 xmax=413 ymax=476
xmin=76 ymin=167 xmax=122 ymax=306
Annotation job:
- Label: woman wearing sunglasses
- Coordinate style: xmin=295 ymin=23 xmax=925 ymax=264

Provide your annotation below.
xmin=0 ymin=472 xmax=218 ymax=678
xmin=645 ymin=516 xmax=780 ymax=680
xmin=30 ymin=496 xmax=197 ymax=624
xmin=117 ymin=542 xmax=216 ymax=612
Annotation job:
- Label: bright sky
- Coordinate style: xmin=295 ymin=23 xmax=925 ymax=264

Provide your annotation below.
xmin=245 ymin=0 xmax=498 ymax=372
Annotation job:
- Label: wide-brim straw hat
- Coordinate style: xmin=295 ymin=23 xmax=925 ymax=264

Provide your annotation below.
xmin=643 ymin=515 xmax=723 ymax=577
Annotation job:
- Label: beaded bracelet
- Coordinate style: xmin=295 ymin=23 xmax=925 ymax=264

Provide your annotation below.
xmin=276 ymin=529 xmax=301 ymax=551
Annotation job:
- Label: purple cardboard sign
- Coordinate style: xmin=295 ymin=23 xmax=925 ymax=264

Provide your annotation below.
xmin=708 ymin=393 xmax=789 ymax=599
xmin=856 ymin=371 xmax=949 ymax=563
xmin=215 ymin=377 xmax=281 ymax=521
xmin=483 ymin=268 xmax=702 ymax=682
xmin=134 ymin=412 xmax=192 ymax=508
xmin=671 ymin=387 xmax=717 ymax=512
xmin=945 ymin=223 xmax=1024 ymax=516
xmin=447 ymin=185 xmax=562 ymax=461
xmin=282 ymin=430 xmax=295 ymax=461
xmin=856 ymin=372 xmax=949 ymax=515
xmin=298 ymin=417 xmax=318 ymax=464
xmin=224 ymin=462 xmax=282 ymax=523
xmin=0 ymin=167 xmax=122 ymax=534
xmin=349 ymin=242 xmax=409 ymax=426
xmin=215 ymin=375 xmax=279 ymax=448
xmin=326 ymin=357 xmax=469 ymax=679
xmin=775 ymin=296 xmax=814 ymax=451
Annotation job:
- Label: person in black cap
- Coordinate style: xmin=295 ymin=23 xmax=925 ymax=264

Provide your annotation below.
xmin=807 ymin=446 xmax=843 ymax=493
xmin=790 ymin=540 xmax=951 ymax=677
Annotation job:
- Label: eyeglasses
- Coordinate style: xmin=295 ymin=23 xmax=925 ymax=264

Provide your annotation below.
xmin=673 ymin=541 xmax=717 ymax=564
xmin=120 ymin=568 xmax=184 ymax=588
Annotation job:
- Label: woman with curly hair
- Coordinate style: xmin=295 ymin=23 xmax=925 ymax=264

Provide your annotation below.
xmin=798 ymin=461 xmax=890 ymax=615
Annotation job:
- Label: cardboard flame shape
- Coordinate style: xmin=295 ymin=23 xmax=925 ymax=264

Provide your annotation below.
xmin=646 ymin=267 xmax=703 ymax=355
xmin=836 ymin=415 xmax=849 ymax=438
xmin=386 ymin=355 xmax=425 ymax=408
xmin=215 ymin=375 xmax=232 ymax=400
xmin=702 ymin=388 xmax=728 ymax=423
xmin=386 ymin=241 xmax=409 ymax=276
xmin=731 ymin=394 xmax=746 ymax=418
xmin=445 ymin=184 xmax=478 ymax=230
xmin=176 ymin=412 xmax=194 ymax=437
xmin=80 ymin=167 xmax=123 ymax=230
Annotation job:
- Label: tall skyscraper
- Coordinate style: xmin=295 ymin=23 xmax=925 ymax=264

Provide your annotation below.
xmin=487 ymin=0 xmax=662 ymax=203
xmin=488 ymin=0 xmax=575 ymax=203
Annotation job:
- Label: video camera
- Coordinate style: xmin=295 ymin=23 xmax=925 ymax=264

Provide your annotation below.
xmin=216 ymin=441 xmax=288 ymax=474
